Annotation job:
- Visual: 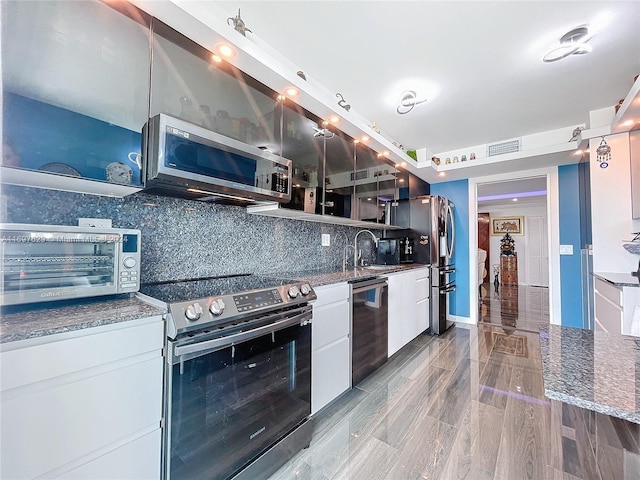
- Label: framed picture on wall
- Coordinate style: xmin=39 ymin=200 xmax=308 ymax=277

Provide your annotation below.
xmin=490 ymin=216 xmax=524 ymax=235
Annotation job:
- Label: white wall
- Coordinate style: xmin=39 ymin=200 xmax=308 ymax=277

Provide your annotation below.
xmin=481 ymin=203 xmax=547 ymax=285
xmin=590 ymin=132 xmax=640 ymax=273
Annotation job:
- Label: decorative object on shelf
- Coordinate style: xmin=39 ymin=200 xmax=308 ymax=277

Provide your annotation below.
xmin=227 ymin=9 xmax=252 ymax=36
xmin=370 ymin=121 xmax=381 ymax=134
xmin=392 ymin=141 xmax=405 ymax=151
xmin=461 ymin=155 xmax=467 ymax=162
xmin=470 ymin=152 xmax=476 ymax=160
xmin=453 ymin=156 xmax=459 ymax=163
xmin=38 ymin=162 xmax=81 ymax=177
xmin=499 ymin=233 xmax=516 ymax=256
xmin=296 ymin=70 xmax=306 ymax=80
xmin=179 ymin=96 xmax=194 ymax=121
xmin=614 ymin=99 xmax=625 ymax=114
xmin=569 ymin=126 xmax=584 ymax=141
xmin=491 ymin=216 xmax=524 ymax=236
xmin=445 ymin=157 xmax=451 ymax=164
xmin=596 ymin=136 xmax=611 ymax=168
xmin=406 ymin=150 xmax=417 ymax=161
xmin=105 ymin=162 xmax=133 ymax=185
xmin=432 ymin=156 xmax=441 ymax=165
xmin=396 ymin=90 xmax=427 ymax=115
xmin=336 ymin=93 xmax=351 ymax=111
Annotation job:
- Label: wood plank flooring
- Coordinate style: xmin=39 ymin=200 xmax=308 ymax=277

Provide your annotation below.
xmin=270 ymin=285 xmax=639 ymax=480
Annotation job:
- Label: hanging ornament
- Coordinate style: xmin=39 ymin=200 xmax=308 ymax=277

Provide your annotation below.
xmin=596 ymin=137 xmax=611 ymax=168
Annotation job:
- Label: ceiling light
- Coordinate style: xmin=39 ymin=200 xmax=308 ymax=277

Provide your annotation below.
xmin=512 ymin=198 xmax=518 ymax=202
xmin=400 ymin=162 xmax=407 ymax=167
xmin=396 ymin=90 xmax=428 ymax=115
xmin=216 ymin=43 xmax=235 ymax=58
xmin=353 ymin=139 xmax=360 ymax=144
xmin=285 ymin=87 xmax=299 ymax=97
xmin=211 ymin=54 xmax=223 ymax=63
xmin=574 ymin=149 xmax=584 ymax=156
xmin=399 ymin=179 xmax=405 ymax=183
xmin=621 ymin=120 xmax=634 ymax=127
xmin=438 ymin=172 xmax=446 ymax=177
xmin=383 ymin=151 xmax=390 ymax=157
xmin=361 ymin=135 xmax=370 ymax=142
xmin=543 ymin=26 xmax=593 ymax=63
xmin=328 ymin=115 xmax=340 ymax=124
xmin=367 ymin=198 xmax=372 ymax=201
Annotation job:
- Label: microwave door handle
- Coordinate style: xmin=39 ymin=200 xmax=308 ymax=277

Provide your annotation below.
xmin=173 ymin=309 xmax=312 ymax=360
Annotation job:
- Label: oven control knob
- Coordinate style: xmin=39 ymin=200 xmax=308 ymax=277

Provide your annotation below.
xmin=123 ymin=256 xmax=137 ymax=269
xmin=300 ymin=284 xmax=312 ymax=296
xmin=185 ymin=303 xmax=203 ymax=321
xmin=287 ymin=285 xmax=300 ymax=298
xmin=209 ymin=299 xmax=225 ymax=316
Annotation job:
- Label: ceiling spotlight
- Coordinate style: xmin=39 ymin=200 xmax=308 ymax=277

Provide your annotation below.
xmin=328 ymin=115 xmax=340 ymax=124
xmin=285 ymin=87 xmax=299 ymax=97
xmin=361 ymin=135 xmax=370 ymax=142
xmin=438 ymin=172 xmax=446 ymax=177
xmin=512 ymin=198 xmax=518 ymax=202
xmin=543 ymin=26 xmax=593 ymax=63
xmin=573 ymin=149 xmax=584 ymax=156
xmin=216 ymin=43 xmax=236 ymax=58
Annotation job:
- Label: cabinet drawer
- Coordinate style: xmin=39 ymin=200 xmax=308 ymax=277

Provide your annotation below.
xmin=0 ymin=357 xmax=163 ymax=479
xmin=0 ymin=318 xmax=164 ymax=392
xmin=313 ymin=301 xmax=350 ymax=349
xmin=313 ymin=282 xmax=349 ymax=308
xmin=595 ymin=291 xmax=622 ymax=334
xmin=414 ymin=267 xmax=428 ymax=281
xmin=416 ymin=276 xmax=428 ymax=302
xmin=312 ymin=337 xmax=350 ymax=415
xmin=594 ymin=278 xmax=622 ymax=306
xmin=59 ymin=429 xmax=161 ymax=480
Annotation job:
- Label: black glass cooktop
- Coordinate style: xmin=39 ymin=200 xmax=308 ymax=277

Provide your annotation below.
xmin=139 ymin=274 xmax=299 ymax=304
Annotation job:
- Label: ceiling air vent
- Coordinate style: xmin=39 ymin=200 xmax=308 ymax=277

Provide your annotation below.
xmin=487 ymin=138 xmax=521 ymax=157
xmin=350 ymin=170 xmax=369 ymax=181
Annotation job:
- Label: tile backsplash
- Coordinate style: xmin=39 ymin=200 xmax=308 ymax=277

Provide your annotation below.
xmin=2 ymin=185 xmax=380 ymax=283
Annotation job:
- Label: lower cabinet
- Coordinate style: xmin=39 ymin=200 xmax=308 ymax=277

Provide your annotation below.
xmin=594 ymin=277 xmax=640 ymax=335
xmin=311 ymin=282 xmax=351 ymax=415
xmin=387 ymin=267 xmax=430 ymax=357
xmin=0 ymin=316 xmax=164 ymax=479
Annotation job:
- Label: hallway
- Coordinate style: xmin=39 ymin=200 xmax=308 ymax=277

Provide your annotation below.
xmin=270 ymin=286 xmax=639 ymax=480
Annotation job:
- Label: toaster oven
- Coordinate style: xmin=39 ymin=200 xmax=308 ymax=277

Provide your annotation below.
xmin=0 ymin=224 xmax=141 ymax=306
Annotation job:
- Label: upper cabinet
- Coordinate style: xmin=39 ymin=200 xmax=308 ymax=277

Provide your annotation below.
xmin=1 ymin=1 xmax=151 ymax=194
xmin=149 ymin=21 xmax=280 ymax=152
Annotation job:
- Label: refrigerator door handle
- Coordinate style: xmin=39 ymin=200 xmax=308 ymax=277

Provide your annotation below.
xmin=446 ymin=203 xmax=455 ymax=258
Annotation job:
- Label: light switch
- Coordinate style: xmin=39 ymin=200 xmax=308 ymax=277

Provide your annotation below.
xmin=559 ymin=245 xmax=574 ymax=255
xmin=321 ymin=234 xmax=331 ymax=246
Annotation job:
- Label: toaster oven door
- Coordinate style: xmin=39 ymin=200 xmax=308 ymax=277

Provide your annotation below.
xmin=1 ymin=229 xmax=123 ymax=305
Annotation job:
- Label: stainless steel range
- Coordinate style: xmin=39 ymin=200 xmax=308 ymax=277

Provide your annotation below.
xmin=138 ymin=274 xmax=316 ymax=480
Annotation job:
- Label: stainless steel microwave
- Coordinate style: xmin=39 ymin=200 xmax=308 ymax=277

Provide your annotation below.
xmin=0 ymin=224 xmax=141 ymax=306
xmin=143 ymin=114 xmax=292 ymax=203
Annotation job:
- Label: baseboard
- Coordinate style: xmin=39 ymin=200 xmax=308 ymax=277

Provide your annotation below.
xmin=451 ymin=314 xmax=474 ymax=325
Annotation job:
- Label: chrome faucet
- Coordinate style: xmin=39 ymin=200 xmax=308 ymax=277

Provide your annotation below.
xmin=343 ymin=244 xmax=356 ymax=272
xmin=354 ymin=229 xmax=379 ymax=267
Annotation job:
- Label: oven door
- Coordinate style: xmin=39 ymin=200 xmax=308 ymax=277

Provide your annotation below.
xmin=164 ymin=306 xmax=312 ymax=480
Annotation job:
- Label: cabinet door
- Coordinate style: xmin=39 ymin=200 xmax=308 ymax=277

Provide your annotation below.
xmin=416 ymin=269 xmax=429 ymax=333
xmin=401 ymin=270 xmax=418 ymax=345
xmin=312 ymin=337 xmax=350 ymax=415
xmin=387 ymin=274 xmax=404 ymax=357
xmin=2 ymin=1 xmax=150 ymax=188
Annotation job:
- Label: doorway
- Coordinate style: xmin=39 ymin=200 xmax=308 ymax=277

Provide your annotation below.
xmin=468 ymin=167 xmax=560 ymax=325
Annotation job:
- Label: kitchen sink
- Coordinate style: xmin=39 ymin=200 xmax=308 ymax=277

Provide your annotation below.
xmin=363 ymin=265 xmax=399 ymax=271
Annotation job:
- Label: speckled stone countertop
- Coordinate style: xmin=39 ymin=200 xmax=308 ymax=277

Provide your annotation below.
xmin=278 ymin=263 xmax=430 ymax=287
xmin=593 ymin=272 xmax=640 ymax=287
xmin=539 ymin=323 xmax=640 ymax=423
xmin=0 ymin=296 xmax=166 ymax=344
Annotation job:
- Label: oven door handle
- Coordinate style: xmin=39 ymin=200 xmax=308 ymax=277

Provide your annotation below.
xmin=351 ymin=279 xmax=388 ymax=294
xmin=173 ymin=309 xmax=312 ymax=360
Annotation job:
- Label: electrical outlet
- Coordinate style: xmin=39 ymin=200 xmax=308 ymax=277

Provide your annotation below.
xmin=321 ymin=234 xmax=331 ymax=247
xmin=559 ymin=245 xmax=574 ymax=255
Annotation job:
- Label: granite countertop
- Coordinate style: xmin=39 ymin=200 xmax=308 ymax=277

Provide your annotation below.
xmin=593 ymin=271 xmax=640 ymax=287
xmin=539 ymin=322 xmax=640 ymax=424
xmin=278 ymin=263 xmax=429 ymax=287
xmin=0 ymin=296 xmax=166 ymax=344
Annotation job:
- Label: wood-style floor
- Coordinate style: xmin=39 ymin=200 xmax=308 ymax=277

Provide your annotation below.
xmin=270 ymin=284 xmax=640 ymax=480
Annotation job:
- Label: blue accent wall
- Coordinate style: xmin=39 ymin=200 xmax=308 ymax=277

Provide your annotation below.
xmin=431 ymin=180 xmax=470 ymax=319
xmin=558 ymin=164 xmax=583 ymax=328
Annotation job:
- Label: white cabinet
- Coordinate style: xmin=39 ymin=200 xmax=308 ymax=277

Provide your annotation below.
xmin=387 ymin=267 xmax=430 ymax=357
xmin=594 ymin=277 xmax=640 ymax=335
xmin=0 ymin=316 xmax=164 ymax=479
xmin=311 ymin=282 xmax=351 ymax=415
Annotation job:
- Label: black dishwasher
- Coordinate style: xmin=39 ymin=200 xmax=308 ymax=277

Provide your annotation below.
xmin=350 ymin=277 xmax=388 ymax=386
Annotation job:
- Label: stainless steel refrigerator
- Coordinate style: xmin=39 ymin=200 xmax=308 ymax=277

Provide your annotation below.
xmin=408 ymin=195 xmax=456 ymax=335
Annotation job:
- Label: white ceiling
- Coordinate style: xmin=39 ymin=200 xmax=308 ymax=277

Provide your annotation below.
xmin=477 ymin=176 xmax=547 ymax=207
xmin=214 ymin=1 xmax=640 ymax=155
